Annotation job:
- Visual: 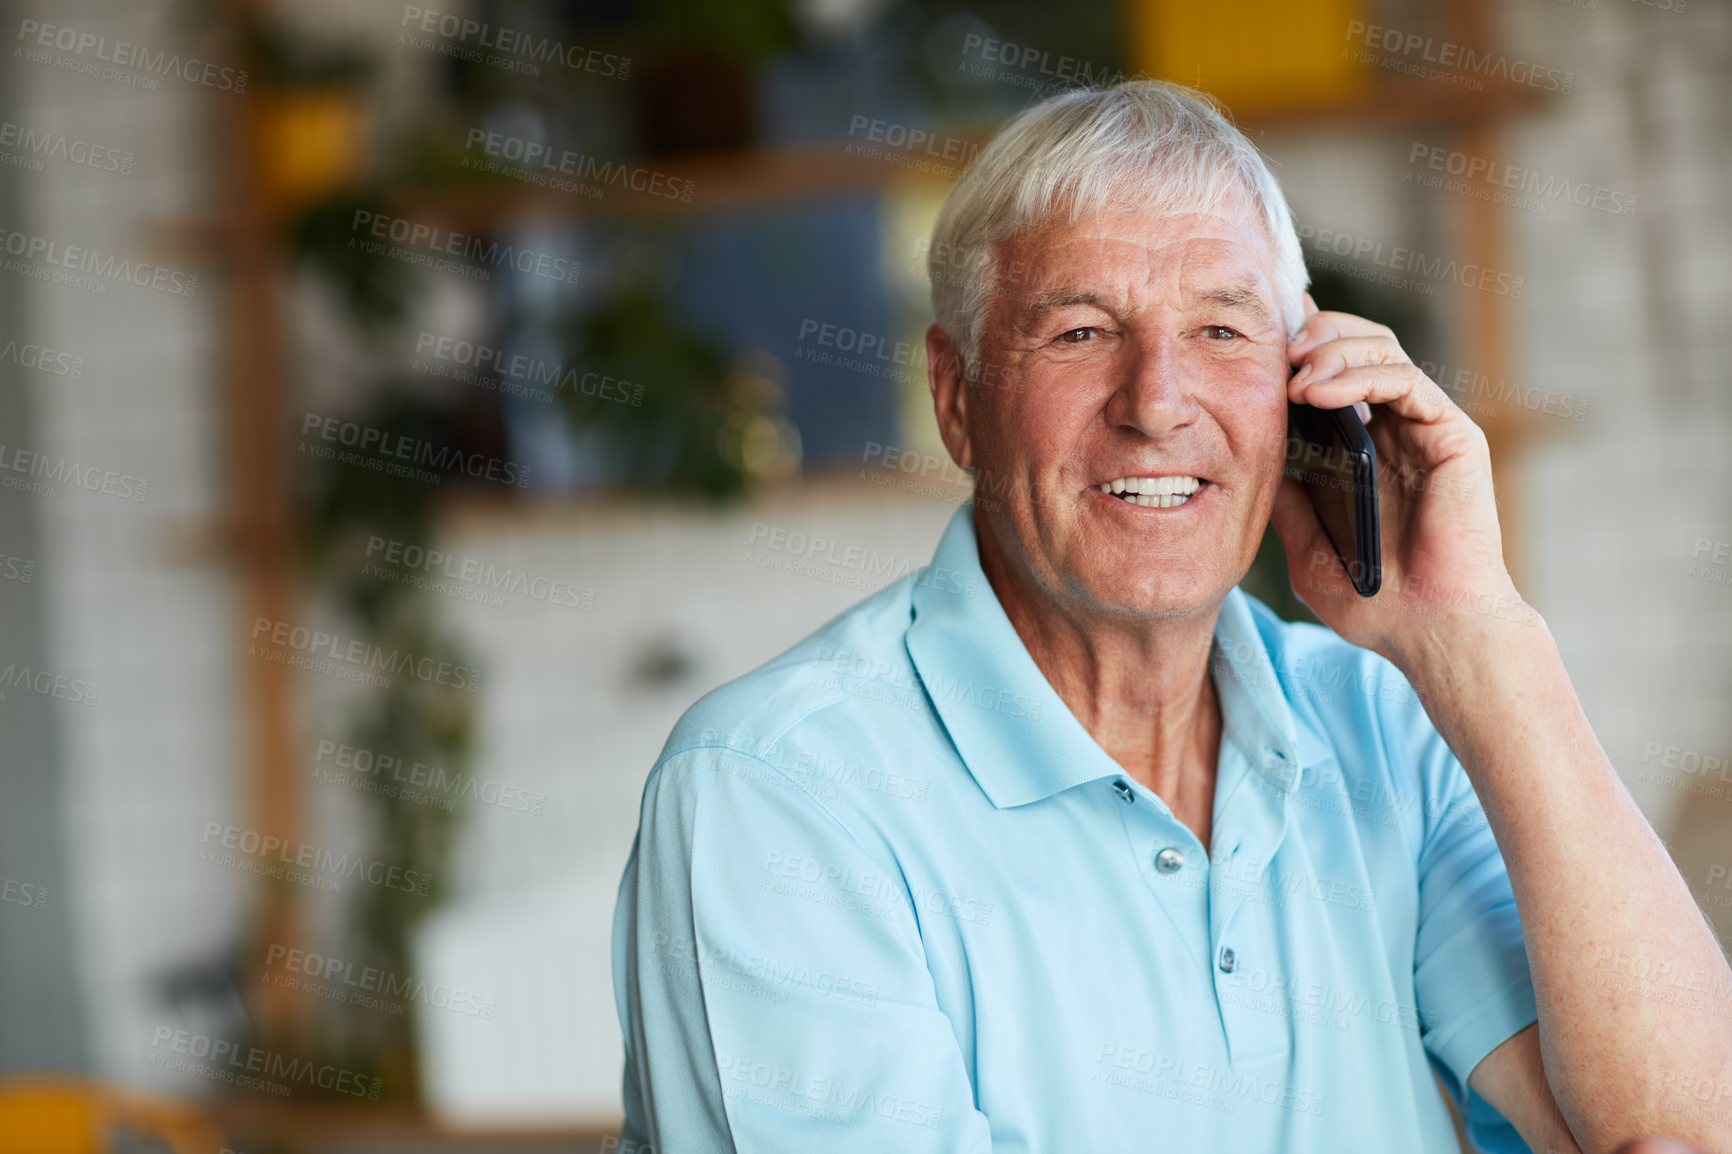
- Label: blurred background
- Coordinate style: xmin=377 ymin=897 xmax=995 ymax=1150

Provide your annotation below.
xmin=0 ymin=0 xmax=1728 ymax=1149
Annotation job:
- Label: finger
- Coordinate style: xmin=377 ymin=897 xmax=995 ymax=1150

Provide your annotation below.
xmin=1289 ymin=311 xmax=1396 ymax=358
xmin=1290 ymin=336 xmax=1411 ymax=390
xmin=1288 ymin=294 xmax=1321 ymax=363
xmin=1293 ymin=361 xmax=1459 ymax=427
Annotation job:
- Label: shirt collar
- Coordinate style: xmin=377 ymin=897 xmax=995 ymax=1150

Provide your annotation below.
xmin=906 ymin=503 xmax=1302 ymax=809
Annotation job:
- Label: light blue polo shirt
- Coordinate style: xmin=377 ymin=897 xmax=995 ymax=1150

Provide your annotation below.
xmin=612 ymin=503 xmax=1538 ymax=1153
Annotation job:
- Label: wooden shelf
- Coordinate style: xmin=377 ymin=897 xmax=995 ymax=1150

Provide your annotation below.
xmin=207 ymin=1099 xmax=620 ymax=1150
xmin=1233 ymin=77 xmax=1550 ymax=136
xmin=404 ymin=141 xmax=948 ymax=229
xmin=395 ymin=77 xmax=1551 ymax=230
xmin=152 ymin=76 xmax=1552 ymax=254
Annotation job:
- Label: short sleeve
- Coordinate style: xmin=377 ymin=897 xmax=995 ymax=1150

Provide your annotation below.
xmin=611 ymin=745 xmax=995 ymax=1154
xmin=1408 ymin=725 xmax=1540 ymax=1152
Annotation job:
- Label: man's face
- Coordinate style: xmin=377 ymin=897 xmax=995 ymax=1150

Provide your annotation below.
xmin=950 ymin=194 xmax=1291 ymax=623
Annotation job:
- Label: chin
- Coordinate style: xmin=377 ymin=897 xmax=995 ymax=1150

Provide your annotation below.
xmin=1076 ymin=570 xmax=1222 ymax=622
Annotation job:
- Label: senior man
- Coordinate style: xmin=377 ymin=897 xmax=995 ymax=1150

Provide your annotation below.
xmin=611 ymin=81 xmax=1732 ymax=1153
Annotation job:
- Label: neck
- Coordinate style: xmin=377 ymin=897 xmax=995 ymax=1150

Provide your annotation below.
xmin=975 ymin=509 xmax=1224 ymax=827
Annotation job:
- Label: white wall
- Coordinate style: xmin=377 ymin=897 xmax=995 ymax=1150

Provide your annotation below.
xmin=13 ymin=0 xmax=244 ymax=1090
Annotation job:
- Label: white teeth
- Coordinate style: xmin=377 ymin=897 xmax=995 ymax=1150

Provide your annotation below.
xmin=1099 ymin=475 xmax=1202 ymax=506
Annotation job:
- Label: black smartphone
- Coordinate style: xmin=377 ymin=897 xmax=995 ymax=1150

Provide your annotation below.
xmin=1284 ymin=397 xmax=1381 ymax=597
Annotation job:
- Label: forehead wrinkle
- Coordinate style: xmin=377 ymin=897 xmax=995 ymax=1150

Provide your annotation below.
xmin=1166 ymin=239 xmax=1277 ymax=329
xmin=1001 ymin=216 xmax=1273 ymax=334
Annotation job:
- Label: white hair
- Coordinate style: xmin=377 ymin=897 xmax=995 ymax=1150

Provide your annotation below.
xmin=928 ymin=80 xmax=1309 ymax=381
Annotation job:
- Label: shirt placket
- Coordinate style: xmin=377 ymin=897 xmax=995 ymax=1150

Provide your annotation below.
xmin=1207 ymin=739 xmax=1296 ymax=1066
xmin=1112 ymin=736 xmax=1296 ymax=1068
xmin=1114 ymin=775 xmax=1216 ymax=1002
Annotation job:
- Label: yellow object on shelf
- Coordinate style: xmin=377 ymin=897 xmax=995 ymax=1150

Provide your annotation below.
xmin=1127 ymin=0 xmax=1366 ymax=114
xmin=251 ymin=89 xmax=367 ymax=211
xmin=0 ymin=1078 xmax=223 ymax=1154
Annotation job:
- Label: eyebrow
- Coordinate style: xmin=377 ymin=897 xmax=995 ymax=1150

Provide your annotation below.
xmin=1017 ymin=287 xmax=1108 ymax=330
xmin=1197 ymin=281 xmax=1275 ymax=328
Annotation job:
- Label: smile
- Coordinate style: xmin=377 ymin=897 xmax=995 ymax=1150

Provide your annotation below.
xmin=1097 ymin=475 xmax=1202 ymax=509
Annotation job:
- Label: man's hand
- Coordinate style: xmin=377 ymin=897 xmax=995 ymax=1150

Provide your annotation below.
xmin=1269 ymin=292 xmax=1531 ymax=673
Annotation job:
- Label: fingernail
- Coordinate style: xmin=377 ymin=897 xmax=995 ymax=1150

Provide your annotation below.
xmin=1291 ymin=364 xmax=1311 ymax=387
xmin=1293 ymin=328 xmax=1308 ymax=344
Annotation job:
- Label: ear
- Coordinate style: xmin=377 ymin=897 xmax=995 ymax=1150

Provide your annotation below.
xmin=926 ymin=323 xmax=974 ymax=470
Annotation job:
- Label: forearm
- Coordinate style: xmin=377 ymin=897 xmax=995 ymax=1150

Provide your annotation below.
xmin=1471 ymin=1023 xmax=1584 ymax=1154
xmin=1395 ymin=607 xmax=1732 ymax=1153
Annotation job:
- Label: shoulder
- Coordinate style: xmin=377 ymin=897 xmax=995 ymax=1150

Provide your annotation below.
xmin=637 ymin=569 xmax=977 ymax=875
xmin=629 ymin=576 xmax=946 ymax=887
xmin=662 ymin=575 xmax=921 ymax=761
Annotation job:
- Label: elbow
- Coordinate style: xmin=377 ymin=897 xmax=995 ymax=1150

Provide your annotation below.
xmin=1599 ymin=1140 xmax=1725 ymax=1154
xmin=1574 ymin=1108 xmax=1732 ymax=1154
xmin=1563 ymin=1051 xmax=1732 ymax=1154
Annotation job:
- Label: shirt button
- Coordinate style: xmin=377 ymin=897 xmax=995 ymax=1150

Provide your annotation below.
xmin=1154 ymin=847 xmax=1184 ymax=874
xmin=1220 ymin=947 xmax=1237 ymax=973
xmin=1112 ymin=779 xmax=1134 ymax=803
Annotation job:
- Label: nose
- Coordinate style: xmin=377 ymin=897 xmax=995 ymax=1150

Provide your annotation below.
xmin=1103 ymin=331 xmax=1202 ymax=440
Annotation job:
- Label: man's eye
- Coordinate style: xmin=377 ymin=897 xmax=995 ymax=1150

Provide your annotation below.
xmin=1057 ymin=327 xmax=1095 ymax=344
xmin=1204 ymin=325 xmax=1240 ymax=340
